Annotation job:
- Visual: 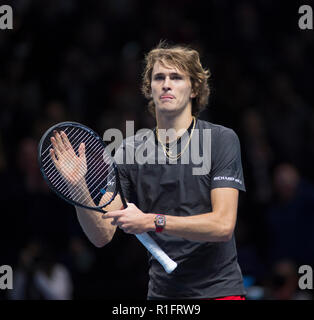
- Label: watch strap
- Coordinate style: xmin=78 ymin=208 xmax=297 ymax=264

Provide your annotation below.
xmin=154 ymin=214 xmax=166 ymax=233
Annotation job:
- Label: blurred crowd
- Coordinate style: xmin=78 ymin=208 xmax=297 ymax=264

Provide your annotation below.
xmin=0 ymin=0 xmax=314 ymax=299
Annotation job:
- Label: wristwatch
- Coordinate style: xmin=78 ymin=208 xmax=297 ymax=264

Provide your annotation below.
xmin=154 ymin=214 xmax=166 ymax=233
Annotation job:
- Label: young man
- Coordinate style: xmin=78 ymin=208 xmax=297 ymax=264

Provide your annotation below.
xmin=51 ymin=43 xmax=246 ymax=299
xmin=104 ymin=43 xmax=246 ymax=299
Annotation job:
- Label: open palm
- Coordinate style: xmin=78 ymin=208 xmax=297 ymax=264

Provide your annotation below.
xmin=49 ymin=130 xmax=87 ymax=186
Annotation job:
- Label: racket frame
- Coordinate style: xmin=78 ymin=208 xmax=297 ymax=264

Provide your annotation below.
xmin=38 ymin=121 xmax=122 ymax=212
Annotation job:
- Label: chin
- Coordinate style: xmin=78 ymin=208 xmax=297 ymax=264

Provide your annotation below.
xmin=157 ymin=108 xmax=180 ymax=116
xmin=157 ymin=105 xmax=186 ymax=116
xmin=157 ymin=103 xmax=178 ymax=112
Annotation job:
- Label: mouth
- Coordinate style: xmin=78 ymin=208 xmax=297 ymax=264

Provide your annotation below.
xmin=160 ymin=95 xmax=175 ymax=100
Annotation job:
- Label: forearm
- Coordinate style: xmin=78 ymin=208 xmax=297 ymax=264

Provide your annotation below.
xmin=146 ymin=211 xmax=234 ymax=242
xmin=105 ymin=189 xmax=238 ymax=242
xmin=69 ymin=180 xmax=119 ymax=247
xmin=76 ymin=206 xmax=116 ymax=247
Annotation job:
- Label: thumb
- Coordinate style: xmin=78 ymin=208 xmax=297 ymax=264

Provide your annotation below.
xmin=78 ymin=143 xmax=86 ymax=160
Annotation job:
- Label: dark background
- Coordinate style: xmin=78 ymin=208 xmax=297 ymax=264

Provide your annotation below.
xmin=0 ymin=0 xmax=314 ymax=300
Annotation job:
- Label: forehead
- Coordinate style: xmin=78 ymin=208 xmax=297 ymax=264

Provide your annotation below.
xmin=152 ymin=60 xmax=187 ymax=75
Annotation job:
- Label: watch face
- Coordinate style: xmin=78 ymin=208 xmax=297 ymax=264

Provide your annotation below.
xmin=156 ymin=215 xmax=165 ymax=226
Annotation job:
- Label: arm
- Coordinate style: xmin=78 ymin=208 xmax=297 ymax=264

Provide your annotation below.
xmin=153 ymin=188 xmax=238 ymax=242
xmin=104 ymin=187 xmax=239 ymax=243
xmin=75 ymin=190 xmax=123 ymax=248
xmin=50 ymin=130 xmax=123 ymax=248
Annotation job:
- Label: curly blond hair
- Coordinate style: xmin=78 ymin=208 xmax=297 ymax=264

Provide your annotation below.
xmin=141 ymin=41 xmax=211 ymax=117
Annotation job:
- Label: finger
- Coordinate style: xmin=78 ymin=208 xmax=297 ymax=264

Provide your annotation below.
xmin=103 ymin=211 xmax=124 ymax=219
xmin=60 ymin=131 xmax=74 ymax=152
xmin=111 ymin=218 xmax=124 ymax=227
xmin=116 ymin=220 xmax=124 ymax=227
xmin=54 ymin=130 xmax=65 ymax=153
xmin=50 ymin=136 xmax=61 ymax=158
xmin=110 ymin=217 xmax=119 ymax=226
xmin=118 ymin=221 xmax=127 ymax=229
xmin=78 ymin=143 xmax=86 ymax=162
xmin=122 ymin=227 xmax=132 ymax=234
xmin=49 ymin=148 xmax=60 ymax=170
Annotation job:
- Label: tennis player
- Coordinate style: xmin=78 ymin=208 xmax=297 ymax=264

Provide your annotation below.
xmin=53 ymin=42 xmax=247 ymax=299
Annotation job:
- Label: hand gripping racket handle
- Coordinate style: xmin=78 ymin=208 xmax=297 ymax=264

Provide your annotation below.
xmin=117 ymin=177 xmax=177 ymax=274
xmin=135 ymin=233 xmax=177 ymax=274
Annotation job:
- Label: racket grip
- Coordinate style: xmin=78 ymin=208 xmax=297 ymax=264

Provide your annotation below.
xmin=135 ymin=233 xmax=177 ymax=274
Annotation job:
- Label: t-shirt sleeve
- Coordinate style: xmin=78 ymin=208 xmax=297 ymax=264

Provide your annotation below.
xmin=210 ymin=128 xmax=246 ymax=191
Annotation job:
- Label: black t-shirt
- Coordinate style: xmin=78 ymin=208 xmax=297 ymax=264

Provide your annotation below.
xmin=115 ymin=119 xmax=246 ymax=299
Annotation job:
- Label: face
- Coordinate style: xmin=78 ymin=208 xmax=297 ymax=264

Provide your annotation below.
xmin=150 ymin=61 xmax=195 ymax=116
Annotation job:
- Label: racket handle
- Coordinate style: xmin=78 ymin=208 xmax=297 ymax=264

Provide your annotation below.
xmin=135 ymin=233 xmax=177 ymax=274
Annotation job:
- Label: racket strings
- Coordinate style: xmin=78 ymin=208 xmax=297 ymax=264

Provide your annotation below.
xmin=42 ymin=135 xmax=88 ymax=201
xmin=48 ymin=132 xmax=102 ymax=189
xmin=43 ymin=128 xmax=90 ymax=176
xmin=74 ymin=166 xmax=116 ymax=204
xmin=43 ymin=130 xmax=92 ymax=195
xmin=47 ymin=137 xmax=114 ymax=206
xmin=41 ymin=126 xmax=117 ymax=207
xmin=41 ymin=126 xmax=75 ymax=163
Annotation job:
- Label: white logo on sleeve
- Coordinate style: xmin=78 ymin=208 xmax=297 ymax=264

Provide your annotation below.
xmin=213 ymin=176 xmax=243 ymax=185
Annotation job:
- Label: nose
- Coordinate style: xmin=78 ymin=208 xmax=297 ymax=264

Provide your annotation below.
xmin=162 ymin=76 xmax=171 ymax=91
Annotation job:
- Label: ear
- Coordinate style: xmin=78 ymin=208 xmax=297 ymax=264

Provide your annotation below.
xmin=190 ymin=90 xmax=197 ymax=99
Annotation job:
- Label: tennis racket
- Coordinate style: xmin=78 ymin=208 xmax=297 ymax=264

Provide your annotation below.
xmin=38 ymin=121 xmax=177 ymax=274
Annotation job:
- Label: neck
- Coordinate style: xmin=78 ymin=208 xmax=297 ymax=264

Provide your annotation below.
xmin=156 ymin=108 xmax=193 ymax=142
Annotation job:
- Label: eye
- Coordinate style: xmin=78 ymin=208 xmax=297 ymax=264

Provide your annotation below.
xmin=171 ymin=74 xmax=183 ymax=80
xmin=153 ymin=75 xmax=164 ymax=81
